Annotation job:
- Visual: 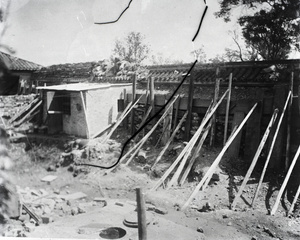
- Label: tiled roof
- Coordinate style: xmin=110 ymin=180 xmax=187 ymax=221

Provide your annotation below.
xmin=146 ymin=59 xmax=300 ymax=83
xmin=0 ymin=51 xmax=43 ymax=71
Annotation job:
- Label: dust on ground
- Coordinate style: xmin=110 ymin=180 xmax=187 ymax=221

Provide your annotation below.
xmin=2 ymin=127 xmax=300 ymax=240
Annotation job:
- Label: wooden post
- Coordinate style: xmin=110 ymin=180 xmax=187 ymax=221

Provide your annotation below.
xmin=149 ymin=77 xmax=156 ymax=144
xmin=185 ymin=71 xmax=194 ymax=141
xmin=210 ymin=67 xmax=220 ymax=147
xmin=173 ymin=97 xmax=181 ymax=132
xmin=131 ymin=74 xmax=137 ymax=135
xmin=285 ymin=71 xmax=294 ymax=170
xmin=271 ymin=145 xmax=300 ymax=215
xmin=136 ymin=188 xmax=147 ymax=240
xmin=252 ymin=91 xmax=292 ymax=207
xmin=80 ymin=91 xmax=90 ymax=139
xmin=224 ymin=73 xmax=232 ymax=145
xmin=182 ymin=103 xmax=258 ymax=210
xmin=230 ymin=109 xmax=278 ymax=209
xmin=162 ymin=99 xmax=173 ymax=144
xmin=123 ymin=88 xmax=128 ymax=129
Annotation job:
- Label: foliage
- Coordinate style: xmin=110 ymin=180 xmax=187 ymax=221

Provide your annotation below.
xmin=150 ymin=53 xmax=183 ymax=65
xmin=191 ymin=46 xmax=207 ymax=63
xmin=112 ymin=31 xmax=150 ymax=65
xmin=215 ymin=0 xmax=300 ymax=60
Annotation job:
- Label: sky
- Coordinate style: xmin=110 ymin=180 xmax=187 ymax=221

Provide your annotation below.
xmin=1 ymin=0 xmax=294 ymax=67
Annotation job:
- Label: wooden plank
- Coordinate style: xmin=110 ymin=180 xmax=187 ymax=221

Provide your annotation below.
xmin=288 ymin=183 xmax=300 ymax=216
xmin=230 ymin=109 xmax=279 ymax=209
xmin=80 ymin=91 xmax=90 ymax=139
xmin=182 ymin=103 xmax=257 ymax=210
xmin=271 ymin=145 xmax=300 ymax=215
xmin=131 ymin=74 xmax=137 ymax=135
xmin=149 ymin=77 xmax=156 ymax=144
xmin=179 ymin=122 xmax=211 ymax=186
xmin=102 ymin=101 xmax=134 ymax=142
xmin=9 ymin=97 xmax=40 ymax=124
xmin=224 ymin=73 xmax=232 ymax=145
xmin=14 ymin=100 xmax=42 ymax=127
xmin=167 ymin=127 xmax=200 ymax=189
xmin=151 ymin=111 xmax=188 ymax=169
xmin=252 ymin=91 xmax=292 ymax=207
xmin=210 ymin=67 xmax=220 ymax=146
xmin=285 ymin=72 xmax=294 ymax=170
xmin=150 ymin=89 xmax=229 ymax=192
xmin=173 ymin=101 xmax=214 ymax=187
xmin=185 ymin=70 xmax=195 ymax=141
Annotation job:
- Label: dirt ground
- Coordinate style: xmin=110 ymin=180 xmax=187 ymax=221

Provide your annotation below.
xmin=2 ymin=128 xmax=300 ymax=240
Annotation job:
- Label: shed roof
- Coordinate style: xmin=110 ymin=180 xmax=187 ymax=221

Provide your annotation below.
xmin=37 ymin=82 xmax=132 ymax=91
xmin=0 ymin=51 xmax=43 ymax=71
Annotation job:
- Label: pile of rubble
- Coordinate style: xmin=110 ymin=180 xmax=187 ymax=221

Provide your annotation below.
xmin=2 ymin=185 xmax=107 ymax=237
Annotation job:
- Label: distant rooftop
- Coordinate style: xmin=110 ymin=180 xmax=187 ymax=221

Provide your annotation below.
xmin=37 ymin=82 xmax=132 ymax=91
xmin=0 ymin=51 xmax=43 ymax=71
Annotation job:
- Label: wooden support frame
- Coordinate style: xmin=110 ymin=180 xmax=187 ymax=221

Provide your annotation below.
xmin=271 ymin=145 xmax=300 ymax=215
xmin=169 ymin=101 xmax=214 ymax=188
xmin=182 ymin=103 xmax=257 ymax=210
xmin=179 ymin=121 xmax=212 ymax=186
xmin=252 ymin=91 xmax=292 ymax=207
xmin=224 ymin=73 xmax=232 ymax=145
xmin=230 ymin=109 xmax=279 ymax=209
xmin=151 ymin=111 xmax=188 ymax=170
xmin=150 ymin=89 xmax=229 ymax=192
xmin=124 ymin=95 xmax=179 ymax=166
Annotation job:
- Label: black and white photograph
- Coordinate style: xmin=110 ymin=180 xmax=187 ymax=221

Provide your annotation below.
xmin=0 ymin=0 xmax=300 ymax=239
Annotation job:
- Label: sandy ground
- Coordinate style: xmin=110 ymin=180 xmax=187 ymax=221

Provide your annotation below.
xmin=2 ymin=130 xmax=300 ymax=240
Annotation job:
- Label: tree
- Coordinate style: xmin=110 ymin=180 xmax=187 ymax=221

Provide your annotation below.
xmin=150 ymin=52 xmax=183 ymax=65
xmin=191 ymin=46 xmax=207 ymax=63
xmin=215 ymin=0 xmax=300 ymax=60
xmin=112 ymin=31 xmax=150 ymax=65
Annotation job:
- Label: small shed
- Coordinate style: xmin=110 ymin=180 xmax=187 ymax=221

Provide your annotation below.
xmin=37 ymin=82 xmax=132 ymax=138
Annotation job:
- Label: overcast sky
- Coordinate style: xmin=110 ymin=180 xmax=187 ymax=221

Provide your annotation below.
xmin=0 ymin=0 xmax=261 ymax=66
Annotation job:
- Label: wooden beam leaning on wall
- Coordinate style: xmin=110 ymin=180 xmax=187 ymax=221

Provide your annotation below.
xmin=102 ymin=94 xmax=144 ymax=142
xmin=271 ymin=145 xmax=300 ymax=215
xmin=149 ymin=89 xmax=229 ymax=192
xmin=151 ymin=111 xmax=188 ymax=170
xmin=185 ymin=70 xmax=195 ymax=141
xmin=167 ymin=101 xmax=214 ymax=189
xmin=230 ymin=108 xmax=279 ymax=209
xmin=181 ymin=103 xmax=258 ymax=210
xmin=124 ymin=95 xmax=179 ymax=166
xmin=251 ymin=91 xmax=292 ymax=207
